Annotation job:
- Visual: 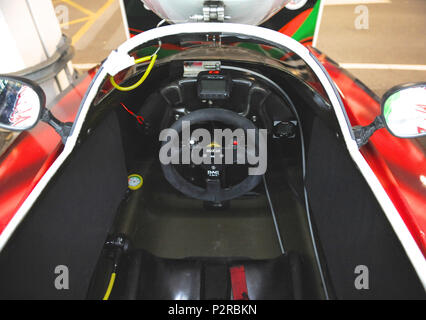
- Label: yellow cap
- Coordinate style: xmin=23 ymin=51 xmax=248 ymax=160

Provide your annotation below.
xmin=128 ymin=174 xmax=143 ymax=190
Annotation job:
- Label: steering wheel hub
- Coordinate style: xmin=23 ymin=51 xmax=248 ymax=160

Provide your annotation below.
xmin=161 ymin=108 xmax=262 ymax=202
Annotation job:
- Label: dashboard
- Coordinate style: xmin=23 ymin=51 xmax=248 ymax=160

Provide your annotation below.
xmin=159 ymin=69 xmax=296 ymax=133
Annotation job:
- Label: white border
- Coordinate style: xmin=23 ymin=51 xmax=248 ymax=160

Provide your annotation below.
xmin=313 ymin=0 xmax=325 ymax=47
xmin=0 ymin=23 xmax=424 ymax=289
xmin=118 ymin=0 xmax=130 ymax=40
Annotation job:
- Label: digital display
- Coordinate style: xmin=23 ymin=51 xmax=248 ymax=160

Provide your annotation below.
xmin=197 ymin=72 xmax=230 ymax=100
xmin=200 ymin=80 xmax=227 ymax=94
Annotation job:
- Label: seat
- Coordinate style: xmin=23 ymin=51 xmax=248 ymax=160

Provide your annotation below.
xmin=117 ymin=249 xmax=304 ymax=300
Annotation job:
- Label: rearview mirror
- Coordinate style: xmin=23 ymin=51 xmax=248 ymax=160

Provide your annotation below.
xmin=381 ymin=83 xmax=426 ymax=138
xmin=0 ymin=76 xmax=45 ymax=131
xmin=354 ymin=82 xmax=426 ymax=147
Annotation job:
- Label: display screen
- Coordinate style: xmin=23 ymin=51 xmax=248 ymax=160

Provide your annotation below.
xmin=200 ymin=79 xmax=227 ymax=94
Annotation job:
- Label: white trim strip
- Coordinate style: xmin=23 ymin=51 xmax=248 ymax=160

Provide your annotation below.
xmin=118 ymin=0 xmax=130 ymax=40
xmin=312 ymin=0 xmax=326 ymax=48
xmin=0 ymin=23 xmax=424 ymax=290
xmin=340 ymin=63 xmax=426 ymax=71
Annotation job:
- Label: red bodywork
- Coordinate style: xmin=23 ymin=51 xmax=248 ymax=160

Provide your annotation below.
xmin=311 ymin=49 xmax=426 ymax=256
xmin=0 ymin=76 xmax=92 ymax=233
xmin=0 ymin=51 xmax=425 ymax=258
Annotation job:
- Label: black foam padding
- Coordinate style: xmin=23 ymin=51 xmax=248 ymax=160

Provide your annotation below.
xmin=202 ymin=263 xmax=230 ymax=300
xmin=0 ymin=113 xmax=127 ymax=299
xmin=125 ymin=251 xmax=202 ymax=300
xmin=118 ymin=250 xmax=303 ymax=300
xmin=306 ymin=117 xmax=425 ymax=299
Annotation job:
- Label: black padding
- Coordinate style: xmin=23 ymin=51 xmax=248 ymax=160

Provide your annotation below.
xmin=238 ymin=253 xmax=300 ymax=300
xmin=306 ymin=117 xmax=424 ymax=299
xmin=202 ymin=263 xmax=230 ymax=300
xmin=118 ymin=250 xmax=303 ymax=300
xmin=0 ymin=112 xmax=127 ymax=299
xmin=124 ymin=251 xmax=202 ymax=300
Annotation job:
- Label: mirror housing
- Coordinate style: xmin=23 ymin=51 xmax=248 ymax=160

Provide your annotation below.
xmin=354 ymin=82 xmax=426 ymax=147
xmin=0 ymin=76 xmax=45 ymax=132
xmin=0 ymin=75 xmax=73 ymax=143
xmin=381 ymin=82 xmax=426 ymax=138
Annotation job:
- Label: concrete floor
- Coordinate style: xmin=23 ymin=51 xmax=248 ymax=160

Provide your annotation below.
xmin=52 ymin=0 xmax=128 ymax=67
xmin=316 ymin=0 xmax=426 ymax=97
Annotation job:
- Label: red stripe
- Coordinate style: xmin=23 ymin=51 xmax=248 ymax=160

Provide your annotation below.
xmin=230 ymin=266 xmax=249 ymax=300
xmin=278 ymin=8 xmax=313 ymax=37
xmin=129 ymin=27 xmax=144 ymax=34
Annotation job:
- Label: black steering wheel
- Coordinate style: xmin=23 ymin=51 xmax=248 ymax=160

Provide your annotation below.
xmin=161 ymin=108 xmax=262 ymax=202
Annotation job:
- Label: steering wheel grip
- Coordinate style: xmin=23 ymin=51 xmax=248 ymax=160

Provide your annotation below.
xmin=161 ymin=108 xmax=262 ymax=202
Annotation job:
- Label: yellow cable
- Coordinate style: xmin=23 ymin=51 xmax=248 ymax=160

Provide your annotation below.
xmin=110 ymin=54 xmax=157 ymax=92
xmin=103 ymin=272 xmax=116 ymax=300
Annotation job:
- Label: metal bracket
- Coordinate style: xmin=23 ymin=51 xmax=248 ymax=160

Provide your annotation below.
xmin=41 ymin=108 xmax=73 ymax=144
xmin=203 ymin=1 xmax=225 ymax=21
xmin=190 ymin=1 xmax=229 ymax=22
xmin=353 ymin=115 xmax=385 ymax=148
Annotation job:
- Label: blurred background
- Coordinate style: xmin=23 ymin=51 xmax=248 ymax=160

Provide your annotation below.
xmin=53 ymin=0 xmax=426 ymax=97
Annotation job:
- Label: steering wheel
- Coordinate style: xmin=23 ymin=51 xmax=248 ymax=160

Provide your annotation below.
xmin=161 ymin=108 xmax=262 ymax=202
